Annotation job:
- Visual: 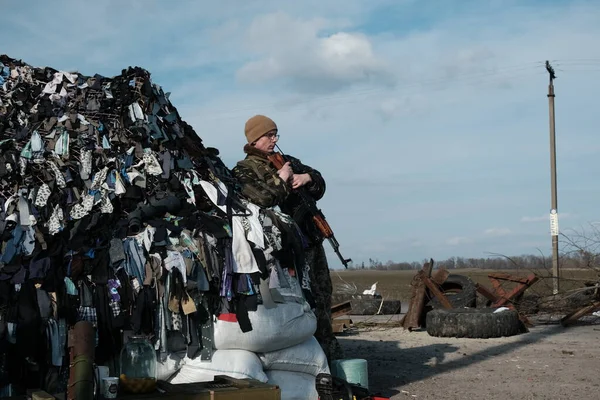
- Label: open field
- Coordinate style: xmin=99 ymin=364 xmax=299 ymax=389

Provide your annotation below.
xmin=331 ymin=268 xmax=599 ymax=302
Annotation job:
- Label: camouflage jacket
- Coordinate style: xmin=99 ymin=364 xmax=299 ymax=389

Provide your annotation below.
xmin=232 ymin=144 xmax=326 ymax=244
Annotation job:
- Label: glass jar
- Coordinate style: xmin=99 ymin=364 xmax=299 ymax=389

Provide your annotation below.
xmin=119 ymin=336 xmax=157 ymax=394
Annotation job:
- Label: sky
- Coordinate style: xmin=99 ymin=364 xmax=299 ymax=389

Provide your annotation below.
xmin=2 ymin=0 xmax=600 ymax=269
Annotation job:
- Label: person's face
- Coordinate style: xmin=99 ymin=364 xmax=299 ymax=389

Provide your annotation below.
xmin=253 ymin=130 xmax=279 ymax=152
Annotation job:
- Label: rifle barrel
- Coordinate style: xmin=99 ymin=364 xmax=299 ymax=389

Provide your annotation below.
xmin=328 ymin=237 xmax=352 ymax=269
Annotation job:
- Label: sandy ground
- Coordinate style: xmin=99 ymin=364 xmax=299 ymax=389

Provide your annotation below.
xmin=337 ymin=316 xmax=600 ymax=400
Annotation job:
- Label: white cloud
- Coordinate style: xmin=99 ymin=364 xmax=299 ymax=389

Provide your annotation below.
xmin=236 ymin=12 xmax=394 ymax=93
xmin=446 ymin=237 xmax=473 ymax=246
xmin=377 ymin=93 xmax=431 ymax=120
xmin=521 ymin=215 xmax=548 ymax=223
xmin=484 ymin=228 xmax=512 ymax=237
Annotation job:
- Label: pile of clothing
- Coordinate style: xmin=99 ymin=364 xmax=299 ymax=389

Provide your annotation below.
xmin=0 ymin=55 xmax=316 ymax=397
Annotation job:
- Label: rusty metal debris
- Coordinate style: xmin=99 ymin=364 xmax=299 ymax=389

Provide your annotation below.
xmin=475 ymin=272 xmax=539 ymax=326
xmin=400 ymin=258 xmax=540 ymax=331
xmin=400 ymin=259 xmax=451 ymax=331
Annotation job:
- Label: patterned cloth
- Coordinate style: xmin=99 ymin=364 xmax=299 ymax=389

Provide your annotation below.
xmin=77 ymin=301 xmax=121 ymax=327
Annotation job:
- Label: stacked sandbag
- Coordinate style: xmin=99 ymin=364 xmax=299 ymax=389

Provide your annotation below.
xmin=170 ymin=260 xmax=327 ymax=400
xmin=259 ymin=337 xmax=328 ymax=400
xmin=258 ymin=336 xmax=330 ymax=377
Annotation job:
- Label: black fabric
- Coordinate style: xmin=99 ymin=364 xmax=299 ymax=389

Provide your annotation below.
xmin=131 ymin=286 xmax=157 ymax=335
xmin=16 ymin=281 xmax=42 ymax=360
xmin=0 ymin=281 xmax=11 ymax=308
xmin=27 ymin=256 xmax=51 ymax=280
xmin=94 ymin=285 xmax=120 ymax=365
xmin=128 ymin=195 xmax=181 ymax=235
xmin=250 ymin=245 xmax=269 ymax=279
xmin=166 ymin=330 xmax=187 ymax=353
xmin=234 ymin=296 xmax=252 ymax=333
xmin=79 ymin=280 xmax=94 ymax=307
xmin=90 ymin=247 xmax=110 ymax=284
xmin=196 ymin=213 xmax=230 ymax=239
xmin=186 ymin=306 xmax=201 ymax=359
xmin=245 ymin=294 xmax=258 ymax=312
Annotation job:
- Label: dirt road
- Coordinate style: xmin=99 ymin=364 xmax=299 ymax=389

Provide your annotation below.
xmin=338 ymin=321 xmax=600 ymax=399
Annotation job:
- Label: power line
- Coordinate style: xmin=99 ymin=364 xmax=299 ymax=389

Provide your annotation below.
xmin=551 ymin=58 xmax=600 ymax=63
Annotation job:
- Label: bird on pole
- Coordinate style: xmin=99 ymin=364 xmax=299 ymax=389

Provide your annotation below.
xmin=545 ymin=60 xmax=556 ymax=82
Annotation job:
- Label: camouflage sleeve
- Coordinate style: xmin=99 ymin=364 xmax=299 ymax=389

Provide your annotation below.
xmin=232 ymin=161 xmax=291 ymax=208
xmin=286 ymin=155 xmax=326 ymax=201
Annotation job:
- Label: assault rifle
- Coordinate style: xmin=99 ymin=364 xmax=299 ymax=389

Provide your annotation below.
xmin=267 ymin=146 xmax=352 ymax=269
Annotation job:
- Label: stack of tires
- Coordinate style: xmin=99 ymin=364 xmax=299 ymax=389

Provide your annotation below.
xmin=425 ymin=274 xmax=524 ymax=339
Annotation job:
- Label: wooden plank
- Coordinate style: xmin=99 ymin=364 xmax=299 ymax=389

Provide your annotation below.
xmin=331 ymin=301 xmax=352 ymax=319
xmin=423 ymin=259 xmax=433 ymax=277
xmin=475 ymin=283 xmax=500 ymax=302
xmin=422 ymin=276 xmax=453 ymax=309
xmin=561 ymin=301 xmax=600 ymax=327
xmin=401 ymin=261 xmax=433 ymax=330
xmin=332 ymin=318 xmax=353 ymax=333
xmin=431 ymin=268 xmax=449 ymax=286
xmin=400 ymin=273 xmax=426 ymax=330
xmin=488 ymin=272 xmax=533 ymax=284
xmin=128 ymin=376 xmax=282 ymax=400
xmin=31 ymin=391 xmax=55 ymax=400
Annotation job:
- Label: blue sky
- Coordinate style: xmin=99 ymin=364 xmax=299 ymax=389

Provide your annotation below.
xmin=2 ymin=0 xmax=600 ymax=268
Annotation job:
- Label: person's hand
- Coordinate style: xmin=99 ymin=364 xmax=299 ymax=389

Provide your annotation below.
xmin=277 ymin=162 xmax=294 ymax=182
xmin=292 ymin=173 xmax=312 ymax=189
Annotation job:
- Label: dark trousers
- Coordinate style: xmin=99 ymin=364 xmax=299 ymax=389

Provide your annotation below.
xmin=305 ymin=243 xmax=344 ymax=364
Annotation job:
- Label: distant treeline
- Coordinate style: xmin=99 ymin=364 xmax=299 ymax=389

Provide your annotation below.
xmin=351 ymin=253 xmax=598 ymax=271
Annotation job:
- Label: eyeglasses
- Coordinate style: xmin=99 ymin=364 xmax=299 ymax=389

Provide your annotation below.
xmin=264 ymin=132 xmax=279 ymax=140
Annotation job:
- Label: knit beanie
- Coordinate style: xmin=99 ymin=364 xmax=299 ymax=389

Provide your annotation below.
xmin=245 ymin=115 xmax=277 ymax=144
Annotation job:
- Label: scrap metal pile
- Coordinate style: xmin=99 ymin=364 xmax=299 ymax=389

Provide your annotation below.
xmin=0 ymin=55 xmax=318 ymax=396
xmin=400 ymin=259 xmax=539 ymax=339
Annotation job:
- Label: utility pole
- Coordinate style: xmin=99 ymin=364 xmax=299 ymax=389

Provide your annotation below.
xmin=546 ymin=60 xmax=559 ymax=295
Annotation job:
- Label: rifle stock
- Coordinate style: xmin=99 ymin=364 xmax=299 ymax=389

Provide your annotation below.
xmin=267 ymin=151 xmax=352 ymax=269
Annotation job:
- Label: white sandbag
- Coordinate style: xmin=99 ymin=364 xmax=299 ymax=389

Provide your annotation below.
xmin=259 ymin=336 xmax=330 ymax=377
xmin=275 ymin=267 xmax=307 ymax=303
xmin=156 ymin=352 xmax=185 ymax=381
xmin=266 ymin=370 xmax=318 ymax=400
xmin=214 ymin=302 xmax=316 ymax=353
xmin=169 ymin=349 xmax=268 ymax=384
